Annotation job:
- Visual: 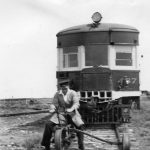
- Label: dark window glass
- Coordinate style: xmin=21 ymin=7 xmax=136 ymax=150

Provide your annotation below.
xmin=116 ymin=53 xmax=132 ymax=59
xmin=63 ymin=47 xmax=77 ymax=53
xmin=68 ymin=54 xmax=78 ymax=67
xmin=116 ymin=52 xmax=132 ymax=66
xmin=63 ymin=47 xmax=78 ymax=68
xmin=63 ymin=55 xmax=67 ymax=68
xmin=85 ymin=45 xmax=108 ymax=66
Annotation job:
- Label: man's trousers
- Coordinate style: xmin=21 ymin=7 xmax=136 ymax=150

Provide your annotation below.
xmin=41 ymin=120 xmax=84 ymax=150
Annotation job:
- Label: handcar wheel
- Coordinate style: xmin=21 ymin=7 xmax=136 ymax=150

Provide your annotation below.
xmin=54 ymin=128 xmax=66 ymax=150
xmin=122 ymin=133 xmax=130 ymax=150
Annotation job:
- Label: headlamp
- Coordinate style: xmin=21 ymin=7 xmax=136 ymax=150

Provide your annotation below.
xmin=91 ymin=12 xmax=102 ymax=23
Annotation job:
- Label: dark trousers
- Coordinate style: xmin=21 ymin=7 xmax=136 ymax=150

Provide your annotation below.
xmin=41 ymin=120 xmax=84 ymax=149
xmin=41 ymin=121 xmax=55 ymax=147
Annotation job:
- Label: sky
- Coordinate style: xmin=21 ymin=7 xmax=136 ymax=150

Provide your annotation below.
xmin=0 ymin=0 xmax=150 ymax=98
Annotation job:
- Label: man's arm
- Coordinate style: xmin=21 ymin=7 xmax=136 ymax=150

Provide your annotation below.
xmin=49 ymin=92 xmax=59 ymax=113
xmin=52 ymin=92 xmax=59 ymax=107
xmin=66 ymin=91 xmax=80 ymax=112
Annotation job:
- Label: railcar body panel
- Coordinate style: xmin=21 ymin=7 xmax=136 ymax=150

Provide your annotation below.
xmin=112 ymin=70 xmax=140 ymax=91
xmin=57 ymin=23 xmax=139 ymax=48
xmin=57 ymin=69 xmax=140 ymax=92
xmin=57 ymin=31 xmax=139 ymax=48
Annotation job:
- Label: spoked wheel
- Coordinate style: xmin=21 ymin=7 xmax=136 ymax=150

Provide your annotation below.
xmin=54 ymin=128 xmax=67 ymax=150
xmin=122 ymin=133 xmax=130 ymax=150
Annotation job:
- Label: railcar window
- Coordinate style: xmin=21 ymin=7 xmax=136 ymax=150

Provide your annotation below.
xmin=63 ymin=47 xmax=78 ymax=68
xmin=116 ymin=52 xmax=132 ymax=66
xmin=85 ymin=45 xmax=108 ymax=66
xmin=114 ymin=46 xmax=134 ymax=67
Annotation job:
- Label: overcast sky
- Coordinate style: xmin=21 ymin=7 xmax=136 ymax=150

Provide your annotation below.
xmin=0 ymin=0 xmax=150 ymax=98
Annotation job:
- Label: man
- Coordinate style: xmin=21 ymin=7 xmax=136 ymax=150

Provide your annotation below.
xmin=41 ymin=80 xmax=85 ymax=150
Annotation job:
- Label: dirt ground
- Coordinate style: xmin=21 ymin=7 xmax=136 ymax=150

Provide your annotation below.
xmin=0 ymin=98 xmax=51 ymax=150
xmin=0 ymin=96 xmax=150 ymax=150
xmin=130 ymin=96 xmax=150 ymax=150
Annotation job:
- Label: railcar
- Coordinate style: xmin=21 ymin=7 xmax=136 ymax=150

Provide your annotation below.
xmin=56 ymin=12 xmax=141 ymax=126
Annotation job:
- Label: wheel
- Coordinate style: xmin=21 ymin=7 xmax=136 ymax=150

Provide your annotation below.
xmin=122 ymin=133 xmax=130 ymax=150
xmin=54 ymin=128 xmax=66 ymax=150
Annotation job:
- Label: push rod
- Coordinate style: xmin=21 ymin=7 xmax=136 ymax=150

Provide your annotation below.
xmin=71 ymin=128 xmax=122 ymax=145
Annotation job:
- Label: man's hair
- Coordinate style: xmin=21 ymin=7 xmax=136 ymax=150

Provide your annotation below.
xmin=60 ymin=84 xmax=69 ymax=89
xmin=58 ymin=80 xmax=70 ymax=87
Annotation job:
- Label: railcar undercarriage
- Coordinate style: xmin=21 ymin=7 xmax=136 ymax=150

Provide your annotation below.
xmin=79 ymin=95 xmax=133 ymax=126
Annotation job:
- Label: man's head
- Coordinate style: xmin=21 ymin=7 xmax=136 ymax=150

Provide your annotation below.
xmin=61 ymin=85 xmax=69 ymax=95
xmin=58 ymin=79 xmax=70 ymax=95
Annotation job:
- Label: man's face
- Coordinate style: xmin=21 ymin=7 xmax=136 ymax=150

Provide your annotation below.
xmin=61 ymin=86 xmax=68 ymax=95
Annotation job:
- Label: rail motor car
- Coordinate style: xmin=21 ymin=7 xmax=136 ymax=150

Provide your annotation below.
xmin=56 ymin=12 xmax=141 ymax=125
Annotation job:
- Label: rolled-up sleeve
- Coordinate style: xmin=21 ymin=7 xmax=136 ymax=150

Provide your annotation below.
xmin=71 ymin=91 xmax=80 ymax=110
xmin=49 ymin=93 xmax=58 ymax=113
xmin=52 ymin=92 xmax=59 ymax=107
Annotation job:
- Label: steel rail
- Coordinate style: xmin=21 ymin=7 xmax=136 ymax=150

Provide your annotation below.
xmin=70 ymin=128 xmax=122 ymax=145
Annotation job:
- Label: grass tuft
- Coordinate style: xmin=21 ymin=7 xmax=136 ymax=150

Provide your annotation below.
xmin=131 ymin=96 xmax=150 ymax=150
xmin=22 ymin=134 xmax=42 ymax=150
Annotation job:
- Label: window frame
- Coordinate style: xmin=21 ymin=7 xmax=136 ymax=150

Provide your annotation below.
xmin=115 ymin=48 xmax=132 ymax=66
xmin=108 ymin=45 xmax=138 ymax=70
xmin=57 ymin=46 xmax=85 ymax=71
xmin=63 ymin=52 xmax=78 ymax=68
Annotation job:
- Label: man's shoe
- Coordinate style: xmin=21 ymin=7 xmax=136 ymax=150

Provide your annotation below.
xmin=79 ymin=148 xmax=85 ymax=150
xmin=44 ymin=146 xmax=50 ymax=150
xmin=79 ymin=145 xmax=85 ymax=150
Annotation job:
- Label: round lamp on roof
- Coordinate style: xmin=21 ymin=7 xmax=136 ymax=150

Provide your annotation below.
xmin=91 ymin=12 xmax=102 ymax=23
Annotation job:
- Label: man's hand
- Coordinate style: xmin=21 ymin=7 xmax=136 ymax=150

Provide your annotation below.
xmin=66 ymin=107 xmax=74 ymax=113
xmin=49 ymin=104 xmax=56 ymax=113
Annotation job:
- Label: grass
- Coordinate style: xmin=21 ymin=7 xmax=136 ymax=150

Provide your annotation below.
xmin=22 ymin=134 xmax=42 ymax=150
xmin=130 ymin=96 xmax=150 ymax=150
xmin=2 ymin=96 xmax=149 ymax=150
xmin=0 ymin=98 xmax=51 ymax=114
xmin=22 ymin=96 xmax=150 ymax=150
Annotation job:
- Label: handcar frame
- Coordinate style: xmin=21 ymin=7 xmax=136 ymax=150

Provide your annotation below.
xmin=53 ymin=107 xmax=130 ymax=150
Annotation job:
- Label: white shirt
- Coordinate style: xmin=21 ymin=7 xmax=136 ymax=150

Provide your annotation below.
xmin=59 ymin=89 xmax=71 ymax=104
xmin=59 ymin=88 xmax=80 ymax=110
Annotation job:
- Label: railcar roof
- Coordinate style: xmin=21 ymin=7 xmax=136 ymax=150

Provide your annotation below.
xmin=57 ymin=23 xmax=139 ymax=36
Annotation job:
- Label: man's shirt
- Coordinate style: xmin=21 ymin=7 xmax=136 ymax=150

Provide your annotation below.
xmin=58 ymin=89 xmax=79 ymax=109
xmin=49 ymin=88 xmax=83 ymax=125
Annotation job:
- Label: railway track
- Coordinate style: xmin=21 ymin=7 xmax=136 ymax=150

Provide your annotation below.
xmin=51 ymin=124 xmax=139 ymax=150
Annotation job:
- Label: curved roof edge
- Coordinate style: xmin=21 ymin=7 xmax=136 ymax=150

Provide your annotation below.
xmin=57 ymin=23 xmax=139 ymax=36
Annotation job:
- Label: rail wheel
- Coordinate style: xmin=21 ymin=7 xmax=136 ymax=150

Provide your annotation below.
xmin=54 ymin=128 xmax=67 ymax=150
xmin=122 ymin=133 xmax=130 ymax=150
